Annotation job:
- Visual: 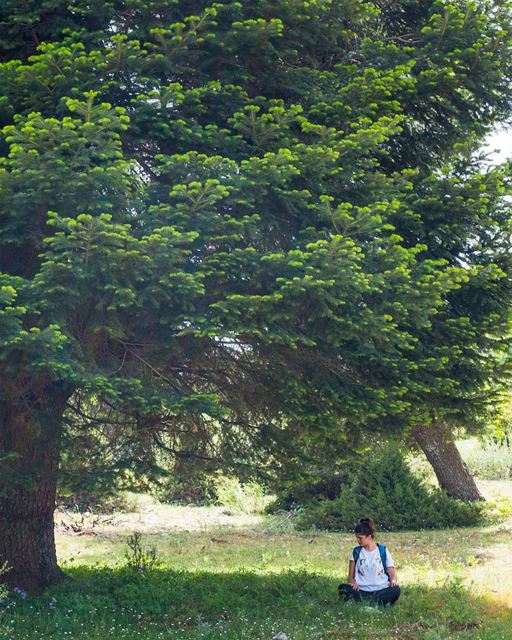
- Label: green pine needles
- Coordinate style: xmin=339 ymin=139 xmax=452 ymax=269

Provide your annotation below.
xmin=1 ymin=0 xmax=512 ymax=589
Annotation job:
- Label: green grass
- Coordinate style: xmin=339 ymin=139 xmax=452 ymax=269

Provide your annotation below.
xmin=2 ymin=519 xmax=512 ymax=639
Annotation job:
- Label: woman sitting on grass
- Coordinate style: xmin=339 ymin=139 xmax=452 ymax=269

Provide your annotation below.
xmin=338 ymin=517 xmax=400 ymax=606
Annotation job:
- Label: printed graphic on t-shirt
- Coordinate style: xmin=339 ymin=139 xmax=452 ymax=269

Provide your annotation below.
xmin=357 ymin=553 xmax=385 ymax=579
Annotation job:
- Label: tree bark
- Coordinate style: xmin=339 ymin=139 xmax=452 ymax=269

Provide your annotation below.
xmin=0 ymin=383 xmax=71 ymax=594
xmin=412 ymin=421 xmax=484 ymax=502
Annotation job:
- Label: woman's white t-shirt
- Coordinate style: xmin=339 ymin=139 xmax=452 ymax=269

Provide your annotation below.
xmin=350 ymin=546 xmax=395 ymax=592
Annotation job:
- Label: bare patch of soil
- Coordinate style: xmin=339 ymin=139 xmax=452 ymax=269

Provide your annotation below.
xmin=476 ymin=479 xmax=512 ymax=500
xmin=55 ymin=503 xmax=263 ymax=536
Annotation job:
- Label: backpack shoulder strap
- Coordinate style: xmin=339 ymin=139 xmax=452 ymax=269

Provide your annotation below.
xmin=352 ymin=546 xmax=362 ymax=564
xmin=377 ymin=543 xmax=388 ymax=573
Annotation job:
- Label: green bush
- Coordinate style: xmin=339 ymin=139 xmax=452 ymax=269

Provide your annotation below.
xmin=214 ymin=475 xmax=272 ymax=514
xmin=265 ymin=471 xmax=350 ymax=513
xmin=296 ymin=447 xmax=483 ymax=531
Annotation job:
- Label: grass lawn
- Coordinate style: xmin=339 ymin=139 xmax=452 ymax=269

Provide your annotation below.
xmin=1 ymin=501 xmax=512 ymax=639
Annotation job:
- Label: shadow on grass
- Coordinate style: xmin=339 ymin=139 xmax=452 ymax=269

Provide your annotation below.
xmin=4 ymin=566 xmax=512 ymax=639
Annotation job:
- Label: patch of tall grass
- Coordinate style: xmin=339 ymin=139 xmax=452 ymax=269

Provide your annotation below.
xmin=214 ymin=475 xmax=273 ymax=514
xmin=462 ymin=442 xmax=512 ymax=480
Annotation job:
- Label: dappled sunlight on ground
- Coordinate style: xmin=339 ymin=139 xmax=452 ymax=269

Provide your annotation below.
xmin=53 ymin=481 xmax=512 ymax=629
xmin=464 ymin=540 xmax=512 ymax=604
xmin=23 ymin=482 xmax=512 ymax=639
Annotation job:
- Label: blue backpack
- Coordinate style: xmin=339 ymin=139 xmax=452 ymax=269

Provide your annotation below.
xmin=353 ymin=543 xmax=388 ymax=576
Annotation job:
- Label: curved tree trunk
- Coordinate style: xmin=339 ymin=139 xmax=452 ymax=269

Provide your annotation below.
xmin=0 ymin=384 xmax=71 ymax=594
xmin=412 ymin=421 xmax=484 ymax=502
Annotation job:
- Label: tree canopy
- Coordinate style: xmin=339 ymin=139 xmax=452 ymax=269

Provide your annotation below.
xmin=1 ymin=0 xmax=512 ymax=590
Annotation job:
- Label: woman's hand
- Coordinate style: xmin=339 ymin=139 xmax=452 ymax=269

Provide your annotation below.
xmin=387 ymin=567 xmax=398 ymax=588
xmin=349 ymin=580 xmax=360 ymax=591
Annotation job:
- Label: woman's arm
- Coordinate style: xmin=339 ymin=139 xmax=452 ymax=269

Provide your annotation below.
xmin=348 ymin=559 xmax=359 ymax=590
xmin=387 ymin=566 xmax=398 ymax=587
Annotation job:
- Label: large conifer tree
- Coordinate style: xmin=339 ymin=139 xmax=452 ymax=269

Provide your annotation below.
xmin=1 ymin=0 xmax=511 ymax=591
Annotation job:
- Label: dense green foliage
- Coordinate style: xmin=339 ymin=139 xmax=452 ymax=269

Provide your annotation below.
xmin=295 ymin=447 xmax=484 ymax=530
xmin=1 ymin=1 xmax=512 ymax=479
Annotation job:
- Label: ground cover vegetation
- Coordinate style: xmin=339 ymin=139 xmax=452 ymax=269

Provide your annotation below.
xmin=1 ymin=0 xmax=512 ymax=592
xmin=1 ymin=514 xmax=512 ymax=639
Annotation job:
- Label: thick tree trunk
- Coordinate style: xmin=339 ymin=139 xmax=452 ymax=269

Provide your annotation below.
xmin=412 ymin=421 xmax=484 ymax=502
xmin=0 ymin=384 xmax=71 ymax=594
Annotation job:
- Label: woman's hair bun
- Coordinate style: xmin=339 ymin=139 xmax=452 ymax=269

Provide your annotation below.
xmin=354 ymin=517 xmax=376 ymax=536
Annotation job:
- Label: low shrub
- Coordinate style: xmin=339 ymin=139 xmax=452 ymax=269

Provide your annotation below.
xmin=295 ymin=446 xmax=484 ymax=531
xmin=265 ymin=471 xmax=350 ymax=513
xmin=214 ymin=475 xmax=272 ymax=514
xmin=484 ymin=497 xmax=512 ymax=519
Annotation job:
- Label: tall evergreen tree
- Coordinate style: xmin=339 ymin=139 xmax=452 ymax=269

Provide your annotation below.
xmin=0 ymin=1 xmax=511 ymax=591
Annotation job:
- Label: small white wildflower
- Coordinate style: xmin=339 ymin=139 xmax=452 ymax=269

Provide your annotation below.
xmin=363 ymin=605 xmax=381 ymax=614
